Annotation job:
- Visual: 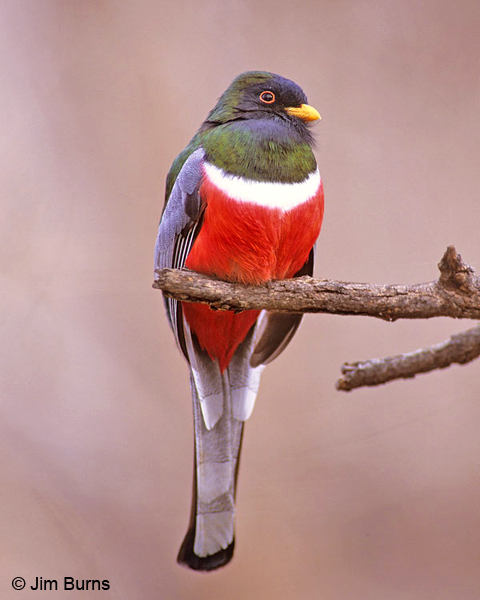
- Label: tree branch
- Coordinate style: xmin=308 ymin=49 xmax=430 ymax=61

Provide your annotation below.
xmin=336 ymin=325 xmax=480 ymax=391
xmin=153 ymin=246 xmax=480 ymax=389
xmin=154 ymin=246 xmax=480 ymax=321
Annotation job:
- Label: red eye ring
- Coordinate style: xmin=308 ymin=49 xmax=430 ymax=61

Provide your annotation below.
xmin=259 ymin=91 xmax=275 ymax=104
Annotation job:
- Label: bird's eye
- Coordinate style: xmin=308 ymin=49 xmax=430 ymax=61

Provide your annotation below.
xmin=259 ymin=91 xmax=275 ymax=104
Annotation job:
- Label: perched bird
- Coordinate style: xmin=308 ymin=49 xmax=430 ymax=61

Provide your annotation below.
xmin=155 ymin=71 xmax=324 ymax=571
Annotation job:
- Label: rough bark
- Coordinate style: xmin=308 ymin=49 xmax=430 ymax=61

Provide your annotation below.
xmin=336 ymin=325 xmax=480 ymax=391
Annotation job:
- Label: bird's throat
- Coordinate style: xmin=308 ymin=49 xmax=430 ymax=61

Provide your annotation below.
xmin=201 ymin=120 xmax=316 ymax=183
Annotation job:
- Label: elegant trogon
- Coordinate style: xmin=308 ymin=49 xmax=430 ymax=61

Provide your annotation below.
xmin=154 ymin=71 xmax=324 ymax=571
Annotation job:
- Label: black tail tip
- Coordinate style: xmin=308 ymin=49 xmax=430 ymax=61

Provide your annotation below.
xmin=177 ymin=528 xmax=235 ymax=572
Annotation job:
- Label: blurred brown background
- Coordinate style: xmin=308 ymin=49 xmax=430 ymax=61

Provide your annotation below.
xmin=1 ymin=1 xmax=479 ymax=598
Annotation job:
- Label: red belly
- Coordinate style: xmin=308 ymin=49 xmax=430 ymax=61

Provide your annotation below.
xmin=183 ymin=177 xmax=324 ymax=371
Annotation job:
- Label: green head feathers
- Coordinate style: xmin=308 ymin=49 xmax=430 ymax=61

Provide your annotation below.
xmin=165 ymin=71 xmax=320 ymax=200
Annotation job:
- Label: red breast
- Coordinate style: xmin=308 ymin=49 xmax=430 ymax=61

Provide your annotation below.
xmin=183 ymin=169 xmax=324 ymax=371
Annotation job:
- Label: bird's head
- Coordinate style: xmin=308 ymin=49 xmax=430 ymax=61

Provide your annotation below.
xmin=204 ymin=71 xmax=320 ymax=127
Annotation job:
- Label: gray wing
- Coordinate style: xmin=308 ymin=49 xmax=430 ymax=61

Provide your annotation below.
xmin=155 ymin=147 xmax=205 ymax=358
xmin=155 ymin=147 xmax=226 ymax=429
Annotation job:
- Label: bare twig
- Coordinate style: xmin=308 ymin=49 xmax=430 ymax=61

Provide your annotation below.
xmin=336 ymin=325 xmax=480 ymax=391
xmin=154 ymin=246 xmax=480 ymax=321
xmin=153 ymin=246 xmax=480 ymax=389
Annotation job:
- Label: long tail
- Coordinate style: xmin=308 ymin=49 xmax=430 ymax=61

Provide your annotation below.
xmin=177 ymin=372 xmax=244 ymax=570
xmin=177 ymin=327 xmax=263 ymax=571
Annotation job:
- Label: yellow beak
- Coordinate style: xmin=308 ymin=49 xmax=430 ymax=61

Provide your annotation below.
xmin=285 ymin=103 xmax=321 ymax=122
